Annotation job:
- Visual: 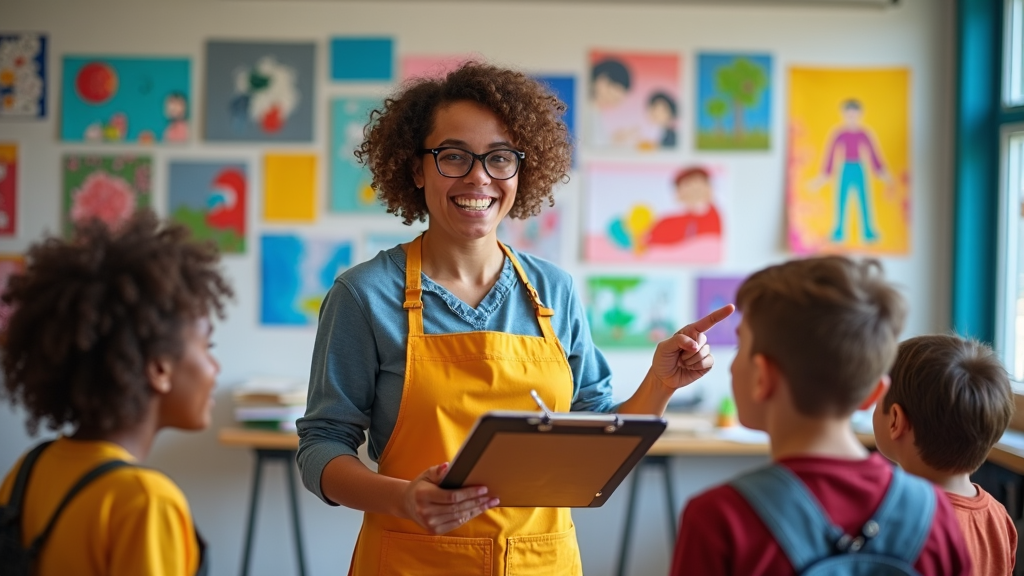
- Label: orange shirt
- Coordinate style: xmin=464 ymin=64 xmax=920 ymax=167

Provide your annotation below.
xmin=946 ymin=484 xmax=1017 ymax=576
xmin=0 ymin=438 xmax=200 ymax=576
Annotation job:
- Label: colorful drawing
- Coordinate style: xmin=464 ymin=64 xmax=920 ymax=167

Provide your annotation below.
xmin=205 ymin=41 xmax=315 ymax=142
xmin=696 ymin=53 xmax=771 ymax=150
xmin=0 ymin=144 xmax=16 ymax=235
xmin=534 ymin=75 xmax=576 ymax=145
xmin=261 ymin=234 xmax=352 ymax=326
xmin=0 ymin=254 xmax=25 ymax=333
xmin=62 ymin=155 xmax=151 ymax=236
xmin=0 ymin=33 xmax=46 ymax=119
xmin=264 ymin=153 xmax=316 ymax=222
xmin=61 ymin=57 xmax=190 ymax=143
xmin=331 ymin=97 xmax=382 ymax=213
xmin=168 ymin=160 xmax=247 ymax=253
xmin=696 ymin=276 xmax=745 ymax=347
xmin=588 ymin=51 xmax=680 ymax=150
xmin=498 ymin=207 xmax=563 ymax=264
xmin=584 ymin=162 xmax=725 ymax=263
xmin=331 ymin=37 xmax=393 ymax=81
xmin=362 ymin=231 xmax=421 ymax=262
xmin=787 ymin=68 xmax=910 ymax=255
xmin=586 ymin=275 xmax=680 ymax=349
xmin=401 ymin=54 xmax=476 ymax=80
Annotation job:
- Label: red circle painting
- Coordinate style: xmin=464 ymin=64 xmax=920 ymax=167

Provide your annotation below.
xmin=75 ymin=62 xmax=118 ymax=104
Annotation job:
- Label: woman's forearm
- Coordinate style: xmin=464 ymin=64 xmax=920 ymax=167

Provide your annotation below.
xmin=320 ymin=454 xmax=410 ymax=519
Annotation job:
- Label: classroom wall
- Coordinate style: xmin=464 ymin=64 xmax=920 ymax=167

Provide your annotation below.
xmin=0 ymin=1 xmax=953 ymax=575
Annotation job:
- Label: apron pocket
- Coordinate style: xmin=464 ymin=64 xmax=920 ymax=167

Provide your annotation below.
xmin=379 ymin=530 xmax=493 ymax=576
xmin=506 ymin=525 xmax=581 ymax=576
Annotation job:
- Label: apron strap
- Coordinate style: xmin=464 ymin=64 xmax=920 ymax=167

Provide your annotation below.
xmin=404 ymin=235 xmax=425 ymax=336
xmin=498 ymin=241 xmax=559 ymax=342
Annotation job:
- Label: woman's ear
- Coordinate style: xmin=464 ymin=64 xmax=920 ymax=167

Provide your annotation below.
xmin=412 ymin=155 xmax=425 ymax=189
xmin=147 ymin=357 xmax=173 ymax=395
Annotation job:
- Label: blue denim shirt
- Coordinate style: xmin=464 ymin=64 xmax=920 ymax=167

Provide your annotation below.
xmin=296 ymin=245 xmax=617 ymax=503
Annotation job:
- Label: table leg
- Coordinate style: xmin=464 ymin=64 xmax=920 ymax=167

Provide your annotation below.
xmin=285 ymin=454 xmax=308 ymax=576
xmin=615 ymin=461 xmax=644 ymax=576
xmin=240 ymin=450 xmax=264 ymax=576
xmin=659 ymin=456 xmax=678 ymax=542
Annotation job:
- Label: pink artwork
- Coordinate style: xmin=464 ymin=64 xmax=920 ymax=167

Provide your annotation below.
xmin=588 ymin=51 xmax=681 ymax=151
xmin=584 ymin=162 xmax=726 ymax=264
xmin=62 ymin=155 xmax=151 ymax=236
xmin=401 ymin=54 xmax=478 ymax=80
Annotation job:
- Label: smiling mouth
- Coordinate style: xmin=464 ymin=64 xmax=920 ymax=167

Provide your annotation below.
xmin=452 ymin=197 xmax=495 ymax=211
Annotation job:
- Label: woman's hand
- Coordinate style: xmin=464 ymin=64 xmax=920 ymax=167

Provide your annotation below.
xmin=650 ymin=304 xmax=735 ymax=391
xmin=402 ymin=462 xmax=500 ymax=535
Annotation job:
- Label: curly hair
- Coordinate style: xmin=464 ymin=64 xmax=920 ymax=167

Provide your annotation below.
xmin=1 ymin=211 xmax=234 ymax=435
xmin=355 ymin=61 xmax=573 ymax=225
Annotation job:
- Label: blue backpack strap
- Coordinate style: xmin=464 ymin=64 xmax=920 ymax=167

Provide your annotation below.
xmin=859 ymin=466 xmax=935 ymax=563
xmin=731 ymin=464 xmax=843 ymax=572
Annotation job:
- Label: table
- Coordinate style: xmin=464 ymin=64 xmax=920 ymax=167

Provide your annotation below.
xmin=218 ymin=428 xmax=306 ymax=576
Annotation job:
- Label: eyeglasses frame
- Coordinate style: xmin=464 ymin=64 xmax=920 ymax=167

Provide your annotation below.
xmin=417 ymin=147 xmax=526 ymax=181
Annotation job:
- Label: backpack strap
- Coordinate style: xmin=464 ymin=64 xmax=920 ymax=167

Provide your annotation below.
xmin=26 ymin=460 xmax=135 ymax=558
xmin=1 ymin=440 xmax=56 ymax=524
xmin=731 ymin=464 xmax=842 ymax=572
xmin=857 ymin=466 xmax=935 ymax=563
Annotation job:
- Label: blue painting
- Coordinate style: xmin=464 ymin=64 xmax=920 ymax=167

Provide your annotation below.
xmin=61 ymin=56 xmax=190 ymax=143
xmin=0 ymin=33 xmax=46 ymax=119
xmin=696 ymin=53 xmax=772 ymax=150
xmin=331 ymin=37 xmax=393 ymax=81
xmin=534 ymin=75 xmax=576 ymax=145
xmin=261 ymin=234 xmax=352 ymax=326
xmin=330 ymin=97 xmax=382 ymax=213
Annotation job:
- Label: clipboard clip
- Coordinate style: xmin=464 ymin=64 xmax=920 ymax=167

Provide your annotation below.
xmin=530 ymin=389 xmax=623 ymax=433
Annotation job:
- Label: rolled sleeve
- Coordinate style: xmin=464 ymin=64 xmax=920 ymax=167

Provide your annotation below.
xmin=564 ymin=276 xmax=618 ymax=414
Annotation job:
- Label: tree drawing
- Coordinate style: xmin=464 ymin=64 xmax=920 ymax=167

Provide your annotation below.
xmin=716 ymin=58 xmax=768 ymax=138
xmin=706 ymin=97 xmax=728 ymax=135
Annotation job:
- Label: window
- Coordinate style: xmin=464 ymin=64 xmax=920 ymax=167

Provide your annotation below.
xmin=998 ymin=131 xmax=1024 ymax=380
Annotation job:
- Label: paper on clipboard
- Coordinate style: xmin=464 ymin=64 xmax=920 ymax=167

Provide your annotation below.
xmin=439 ymin=392 xmax=667 ymax=507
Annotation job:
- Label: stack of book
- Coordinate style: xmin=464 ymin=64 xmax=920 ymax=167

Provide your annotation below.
xmin=232 ymin=377 xmax=307 ymax=432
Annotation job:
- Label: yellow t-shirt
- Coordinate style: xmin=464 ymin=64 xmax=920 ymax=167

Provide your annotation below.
xmin=0 ymin=437 xmax=200 ymax=576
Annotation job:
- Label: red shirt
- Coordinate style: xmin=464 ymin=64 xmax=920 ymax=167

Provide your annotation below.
xmin=647 ymin=206 xmax=722 ymax=245
xmin=670 ymin=454 xmax=971 ymax=576
xmin=947 ymin=484 xmax=1017 ymax=576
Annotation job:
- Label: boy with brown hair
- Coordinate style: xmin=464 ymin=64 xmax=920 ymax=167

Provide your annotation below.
xmin=670 ymin=256 xmax=971 ymax=576
xmin=873 ymin=335 xmax=1017 ymax=575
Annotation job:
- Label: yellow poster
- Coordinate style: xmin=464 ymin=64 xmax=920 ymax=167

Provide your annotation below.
xmin=264 ymin=153 xmax=317 ymax=222
xmin=787 ymin=68 xmax=910 ymax=255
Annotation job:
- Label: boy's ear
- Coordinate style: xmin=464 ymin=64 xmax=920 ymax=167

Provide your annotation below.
xmin=887 ymin=402 xmax=913 ymax=441
xmin=752 ymin=353 xmax=778 ymax=402
xmin=858 ymin=375 xmax=890 ymax=411
xmin=146 ymin=357 xmax=173 ymax=395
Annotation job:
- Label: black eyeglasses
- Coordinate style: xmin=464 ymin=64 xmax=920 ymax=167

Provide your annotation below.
xmin=417 ymin=147 xmax=525 ymax=180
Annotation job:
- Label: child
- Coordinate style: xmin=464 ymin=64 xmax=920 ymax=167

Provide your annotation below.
xmin=873 ymin=335 xmax=1017 ymax=575
xmin=0 ymin=211 xmax=232 ymax=576
xmin=671 ymin=256 xmax=971 ymax=575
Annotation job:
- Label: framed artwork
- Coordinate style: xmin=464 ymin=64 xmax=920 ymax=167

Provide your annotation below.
xmin=587 ymin=51 xmax=680 ymax=151
xmin=62 ymin=155 xmax=151 ymax=236
xmin=696 ymin=53 xmax=771 ymax=150
xmin=0 ymin=33 xmax=46 ymax=119
xmin=261 ymin=234 xmax=352 ymax=326
xmin=168 ymin=160 xmax=247 ymax=253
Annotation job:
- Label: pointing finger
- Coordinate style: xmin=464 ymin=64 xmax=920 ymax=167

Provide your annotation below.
xmin=683 ymin=304 xmax=735 ymax=335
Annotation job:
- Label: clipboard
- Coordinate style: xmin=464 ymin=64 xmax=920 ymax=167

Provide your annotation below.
xmin=439 ymin=391 xmax=667 ymax=507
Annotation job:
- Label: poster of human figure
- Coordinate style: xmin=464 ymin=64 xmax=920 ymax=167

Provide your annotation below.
xmin=587 ymin=51 xmax=680 ymax=151
xmin=584 ymin=162 xmax=725 ymax=263
xmin=787 ymin=68 xmax=910 ymax=255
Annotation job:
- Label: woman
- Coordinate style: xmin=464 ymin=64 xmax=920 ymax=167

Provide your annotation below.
xmin=0 ymin=211 xmax=232 ymax=575
xmin=296 ymin=62 xmax=731 ymax=576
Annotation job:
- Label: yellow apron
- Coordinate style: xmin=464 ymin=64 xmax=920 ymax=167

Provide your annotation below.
xmin=348 ymin=235 xmax=582 ymax=576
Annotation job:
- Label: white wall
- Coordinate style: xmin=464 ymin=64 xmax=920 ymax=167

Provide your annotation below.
xmin=0 ymin=1 xmax=953 ymax=575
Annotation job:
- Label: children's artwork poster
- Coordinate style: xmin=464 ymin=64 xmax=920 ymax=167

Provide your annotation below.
xmin=61 ymin=57 xmax=190 ymax=143
xmin=534 ymin=75 xmax=576 ymax=146
xmin=261 ymin=234 xmax=352 ymax=326
xmin=584 ymin=162 xmax=725 ymax=263
xmin=586 ymin=275 xmax=681 ymax=349
xmin=363 ymin=231 xmax=421 ymax=262
xmin=696 ymin=276 xmax=745 ymax=347
xmin=331 ymin=97 xmax=381 ymax=213
xmin=588 ymin=51 xmax=680 ymax=151
xmin=498 ymin=206 xmax=563 ymax=264
xmin=205 ymin=41 xmax=315 ymax=142
xmin=787 ymin=68 xmax=910 ymax=255
xmin=0 ymin=144 xmax=16 ymax=235
xmin=62 ymin=155 xmax=151 ymax=236
xmin=331 ymin=37 xmax=393 ymax=82
xmin=696 ymin=53 xmax=771 ymax=151
xmin=168 ymin=160 xmax=247 ymax=253
xmin=0 ymin=33 xmax=46 ymax=119
xmin=0 ymin=254 xmax=25 ymax=332
xmin=401 ymin=54 xmax=475 ymax=80
xmin=264 ymin=153 xmax=316 ymax=222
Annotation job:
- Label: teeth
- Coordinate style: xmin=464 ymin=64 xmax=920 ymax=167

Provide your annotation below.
xmin=454 ymin=197 xmax=493 ymax=210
